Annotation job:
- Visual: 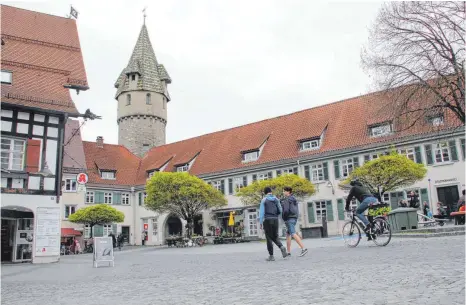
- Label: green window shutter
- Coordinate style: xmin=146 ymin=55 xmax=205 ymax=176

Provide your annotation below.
xmin=276 ymin=170 xmax=282 ymax=177
xmin=326 ymin=200 xmax=334 ymax=221
xmin=304 ymin=165 xmax=310 ymax=180
xmin=139 ymin=192 xmax=142 ymax=206
xmin=293 ymin=167 xmax=298 ymax=175
xmin=95 ymin=191 xmax=104 ymax=204
xmin=364 ymin=155 xmax=370 ymax=163
xmin=333 ymin=160 xmax=340 ymax=179
xmin=414 ymin=146 xmax=423 ymax=164
xmin=449 ymin=140 xmax=458 ymax=161
xmin=353 ymin=157 xmax=360 ymax=168
xmin=323 ymin=162 xmax=329 ymax=180
xmin=112 ymin=224 xmax=118 ymax=234
xmin=243 ymin=176 xmax=248 ymax=187
xmin=424 ymin=144 xmax=434 ymax=165
xmin=93 ymin=225 xmax=103 ymax=237
xmin=252 ymin=174 xmax=257 ymax=182
xmin=461 ymin=138 xmax=465 ymax=160
xmin=114 ymin=192 xmax=121 ymax=205
xmin=390 ymin=192 xmax=399 ymax=210
xmin=220 ymin=180 xmax=225 ymax=194
xmin=228 ymin=178 xmax=233 ymax=195
xmin=420 ymin=188 xmax=429 ymax=206
xmin=307 ymin=202 xmax=315 ymax=223
xmin=337 ymin=199 xmax=345 ymax=220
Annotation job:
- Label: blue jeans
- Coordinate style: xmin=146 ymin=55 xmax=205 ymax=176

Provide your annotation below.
xmin=285 ymin=218 xmax=297 ymax=235
xmin=356 ymin=196 xmax=378 ymax=226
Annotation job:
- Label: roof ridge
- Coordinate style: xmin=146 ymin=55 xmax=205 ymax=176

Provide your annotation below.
xmin=1 ymin=4 xmax=77 ymax=21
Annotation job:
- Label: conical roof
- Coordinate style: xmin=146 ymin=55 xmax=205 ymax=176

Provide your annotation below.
xmin=114 ymin=24 xmax=171 ymax=98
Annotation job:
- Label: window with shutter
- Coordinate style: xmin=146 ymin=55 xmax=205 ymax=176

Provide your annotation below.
xmin=414 ymin=146 xmax=423 ymax=164
xmin=364 ymin=155 xmax=370 ymax=163
xmin=326 ymin=200 xmax=334 ymax=221
xmin=293 ymin=167 xmax=298 ymax=175
xmin=114 ymin=192 xmax=122 ymax=205
xmin=220 ymin=180 xmax=225 ymax=194
xmin=424 ymin=144 xmax=434 ymax=165
xmin=333 ymin=160 xmax=340 ymax=179
xmin=95 ymin=191 xmax=104 ymax=203
xmin=267 ymin=172 xmax=273 ymax=179
xmin=304 ymin=165 xmax=310 ymax=181
xmin=25 ymin=139 xmax=41 ymax=172
xmin=323 ymin=162 xmax=329 ymax=180
xmin=228 ymin=178 xmax=233 ymax=195
xmin=449 ymin=140 xmax=458 ymax=161
xmin=243 ymin=176 xmax=248 ymax=187
xmin=307 ymin=202 xmax=315 ymax=223
xmin=276 ymin=170 xmax=282 ymax=177
xmin=139 ymin=192 xmax=142 ymax=206
xmin=353 ymin=157 xmax=359 ymax=168
xmin=337 ymin=199 xmax=345 ymax=220
xmin=252 ymin=174 xmax=257 ymax=182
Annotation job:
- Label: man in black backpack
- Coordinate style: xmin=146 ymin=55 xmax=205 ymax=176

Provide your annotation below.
xmin=281 ymin=187 xmax=308 ymax=257
xmin=259 ymin=187 xmax=287 ymax=261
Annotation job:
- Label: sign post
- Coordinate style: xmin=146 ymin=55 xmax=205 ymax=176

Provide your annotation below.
xmin=35 ymin=207 xmax=60 ymax=257
xmin=93 ymin=237 xmax=114 ymax=268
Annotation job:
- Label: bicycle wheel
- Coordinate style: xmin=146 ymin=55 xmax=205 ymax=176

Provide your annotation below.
xmin=371 ymin=218 xmax=392 ymax=246
xmin=342 ymin=221 xmax=361 ymax=248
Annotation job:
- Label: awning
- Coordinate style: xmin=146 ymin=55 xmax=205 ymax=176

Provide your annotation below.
xmin=61 ymin=228 xmax=82 ymax=237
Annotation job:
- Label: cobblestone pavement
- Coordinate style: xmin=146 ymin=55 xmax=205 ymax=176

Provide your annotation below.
xmin=2 ymin=236 xmax=464 ymax=305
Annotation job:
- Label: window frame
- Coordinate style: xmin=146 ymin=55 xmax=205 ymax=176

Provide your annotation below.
xmin=314 ymin=201 xmax=327 ymax=223
xmin=1 ymin=70 xmax=12 ymax=84
xmin=152 ymin=218 xmax=158 ymax=236
xmin=64 ymin=178 xmax=77 ymax=192
xmin=176 ymin=164 xmax=189 ymax=172
xmin=257 ymin=173 xmax=269 ymax=181
xmin=398 ymin=148 xmax=415 ymax=162
xmin=233 ymin=177 xmax=244 ymax=191
xmin=101 ymin=171 xmax=116 ymax=180
xmin=103 ymin=224 xmax=113 ymax=236
xmin=104 ymin=192 xmax=113 ymax=204
xmin=86 ymin=191 xmax=95 ymax=203
xmin=243 ymin=151 xmax=259 ymax=162
xmin=311 ymin=163 xmax=325 ymax=182
xmin=121 ymin=193 xmax=130 ymax=205
xmin=340 ymin=158 xmax=354 ymax=178
xmin=146 ymin=93 xmax=151 ymax=105
xmin=434 ymin=142 xmax=451 ymax=163
xmin=301 ymin=139 xmax=320 ymax=151
xmin=126 ymin=94 xmax=131 ymax=105
xmin=64 ymin=205 xmax=76 ymax=219
xmin=84 ymin=225 xmax=91 ymax=239
xmin=212 ymin=180 xmax=222 ymax=192
xmin=1 ymin=137 xmax=26 ymax=171
xmin=370 ymin=124 xmax=392 ymax=137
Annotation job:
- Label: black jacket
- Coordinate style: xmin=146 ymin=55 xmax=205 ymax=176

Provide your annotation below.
xmin=281 ymin=195 xmax=299 ymax=221
xmin=345 ymin=183 xmax=373 ymax=210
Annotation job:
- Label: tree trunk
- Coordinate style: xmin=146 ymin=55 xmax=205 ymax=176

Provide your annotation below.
xmin=89 ymin=224 xmax=94 ymax=238
xmin=185 ymin=218 xmax=194 ymax=239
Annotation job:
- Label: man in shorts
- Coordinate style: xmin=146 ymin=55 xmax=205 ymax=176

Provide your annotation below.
xmin=281 ymin=187 xmax=308 ymax=257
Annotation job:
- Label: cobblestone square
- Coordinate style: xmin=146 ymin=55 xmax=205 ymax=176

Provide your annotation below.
xmin=2 ymin=236 xmax=464 ymax=305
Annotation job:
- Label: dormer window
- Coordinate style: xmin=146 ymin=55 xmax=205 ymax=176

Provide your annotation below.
xmin=101 ymin=171 xmax=115 ymax=179
xmin=148 ymin=170 xmax=158 ymax=178
xmin=1 ymin=70 xmax=12 ymax=84
xmin=370 ymin=123 xmax=392 ymax=137
xmin=176 ymin=164 xmax=189 ymax=172
xmin=300 ymin=139 xmax=320 ymax=151
xmin=131 ymin=74 xmax=136 ymax=81
xmin=242 ymin=151 xmax=259 ymax=162
xmin=429 ymin=115 xmax=444 ymax=126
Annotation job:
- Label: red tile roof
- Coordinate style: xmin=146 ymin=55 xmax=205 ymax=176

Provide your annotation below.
xmin=1 ymin=5 xmax=88 ymax=114
xmin=82 ymin=88 xmax=462 ymax=187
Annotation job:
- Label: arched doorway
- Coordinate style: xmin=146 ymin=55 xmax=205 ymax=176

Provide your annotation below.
xmin=165 ymin=215 xmax=182 ymax=238
xmin=1 ymin=206 xmax=34 ymax=263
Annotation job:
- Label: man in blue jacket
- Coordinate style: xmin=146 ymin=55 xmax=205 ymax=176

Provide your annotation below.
xmin=260 ymin=187 xmax=287 ymax=261
xmin=281 ymin=187 xmax=308 ymax=257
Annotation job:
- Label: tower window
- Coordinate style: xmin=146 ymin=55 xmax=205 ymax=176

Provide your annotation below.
xmin=163 ymin=98 xmax=166 ymax=109
xmin=126 ymin=94 xmax=131 ymax=105
xmin=131 ymin=74 xmax=136 ymax=81
xmin=146 ymin=93 xmax=151 ymax=105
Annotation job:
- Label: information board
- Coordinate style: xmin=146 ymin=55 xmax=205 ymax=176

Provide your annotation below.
xmin=93 ymin=237 xmax=114 ymax=267
xmin=35 ymin=207 xmax=60 ymax=256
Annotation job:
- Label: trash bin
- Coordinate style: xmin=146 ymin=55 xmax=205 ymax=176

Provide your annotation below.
xmin=301 ymin=227 xmax=323 ymax=239
xmin=388 ymin=208 xmax=419 ymax=232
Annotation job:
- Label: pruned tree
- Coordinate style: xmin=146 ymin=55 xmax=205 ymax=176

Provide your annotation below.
xmin=362 ymin=2 xmax=465 ymax=130
xmin=68 ymin=204 xmax=125 ymax=238
xmin=340 ymin=152 xmax=427 ymax=201
xmin=145 ymin=172 xmax=227 ymax=238
xmin=236 ymin=174 xmax=316 ymax=206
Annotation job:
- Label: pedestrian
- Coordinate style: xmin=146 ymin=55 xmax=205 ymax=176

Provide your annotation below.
xmin=109 ymin=232 xmax=116 ymax=249
xmin=259 ymin=187 xmax=287 ymax=261
xmin=117 ymin=233 xmax=124 ymax=251
xmin=457 ymin=190 xmax=465 ymax=211
xmin=281 ymin=186 xmax=308 ymax=257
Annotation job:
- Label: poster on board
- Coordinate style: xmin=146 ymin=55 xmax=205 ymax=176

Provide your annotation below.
xmin=93 ymin=237 xmax=114 ymax=268
xmin=35 ymin=207 xmax=60 ymax=256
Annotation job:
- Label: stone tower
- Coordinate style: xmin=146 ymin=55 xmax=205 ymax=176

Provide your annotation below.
xmin=115 ymin=23 xmax=171 ymax=157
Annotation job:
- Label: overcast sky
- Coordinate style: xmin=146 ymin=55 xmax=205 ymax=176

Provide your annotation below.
xmin=8 ymin=0 xmax=383 ymax=144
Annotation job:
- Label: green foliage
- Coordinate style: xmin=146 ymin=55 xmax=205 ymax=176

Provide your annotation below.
xmin=68 ymin=204 xmax=124 ymax=237
xmin=236 ymin=174 xmax=316 ymax=206
xmin=145 ymin=172 xmax=227 ymax=236
xmin=368 ymin=206 xmax=391 ymax=217
xmin=340 ymin=153 xmax=427 ymax=197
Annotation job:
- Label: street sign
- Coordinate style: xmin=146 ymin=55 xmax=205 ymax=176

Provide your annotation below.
xmin=93 ymin=237 xmax=114 ymax=268
xmin=76 ymin=173 xmax=88 ymax=185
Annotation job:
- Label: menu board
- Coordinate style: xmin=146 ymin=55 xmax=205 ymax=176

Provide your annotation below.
xmin=35 ymin=207 xmax=60 ymax=256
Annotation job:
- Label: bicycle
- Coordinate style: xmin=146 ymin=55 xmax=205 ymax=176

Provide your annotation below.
xmin=341 ymin=202 xmax=392 ymax=248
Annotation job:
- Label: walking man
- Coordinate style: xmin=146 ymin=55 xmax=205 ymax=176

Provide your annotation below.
xmin=259 ymin=187 xmax=287 ymax=261
xmin=281 ymin=187 xmax=308 ymax=257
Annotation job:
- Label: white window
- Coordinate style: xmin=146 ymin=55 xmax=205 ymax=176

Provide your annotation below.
xmin=430 ymin=116 xmax=444 ymax=126
xmin=282 ymin=168 xmax=295 ymax=175
xmin=301 ymin=139 xmax=320 ymax=151
xmin=64 ymin=205 xmax=76 ymax=219
xmin=177 ymin=164 xmax=189 ymax=172
xmin=122 ymin=193 xmax=130 ymax=205
xmin=399 ymin=148 xmax=415 ymax=162
xmin=234 ymin=177 xmax=244 ymax=190
xmin=84 ymin=225 xmax=91 ymax=239
xmin=341 ymin=158 xmax=354 ymax=178
xmin=86 ymin=191 xmax=94 ymax=203
xmin=1 ymin=138 xmax=25 ymax=171
xmin=103 ymin=224 xmax=113 ymax=236
xmin=248 ymin=210 xmax=258 ymax=236
xmin=64 ymin=178 xmax=77 ymax=192
xmin=243 ymin=151 xmax=259 ymax=162
xmin=368 ymin=153 xmax=380 ymax=160
xmin=382 ymin=193 xmax=390 ymax=203
xmin=212 ymin=180 xmax=222 ymax=191
xmin=1 ymin=70 xmax=12 ymax=84
xmin=104 ymin=192 xmax=112 ymax=204
xmin=257 ymin=173 xmax=269 ymax=181
xmin=370 ymin=124 xmax=392 ymax=137
xmin=315 ymin=201 xmax=327 ymax=222
xmin=101 ymin=171 xmax=115 ymax=179
xmin=152 ymin=218 xmax=158 ymax=236
xmin=311 ymin=163 xmax=324 ymax=182
xmin=434 ymin=142 xmax=451 ymax=163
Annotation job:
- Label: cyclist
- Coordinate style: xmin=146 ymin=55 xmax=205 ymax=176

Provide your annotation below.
xmin=345 ymin=178 xmax=378 ymax=234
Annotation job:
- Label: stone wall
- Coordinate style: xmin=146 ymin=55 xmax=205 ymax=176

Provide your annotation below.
xmin=118 ymin=115 xmax=166 ymax=156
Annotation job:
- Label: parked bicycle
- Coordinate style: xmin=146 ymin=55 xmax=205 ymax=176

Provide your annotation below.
xmin=342 ymin=202 xmax=392 ymax=247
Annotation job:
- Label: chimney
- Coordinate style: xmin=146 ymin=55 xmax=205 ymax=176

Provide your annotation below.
xmin=96 ymin=136 xmax=104 ymax=148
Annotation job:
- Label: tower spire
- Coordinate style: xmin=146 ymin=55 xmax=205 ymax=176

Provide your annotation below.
xmin=142 ymin=7 xmax=147 ymax=24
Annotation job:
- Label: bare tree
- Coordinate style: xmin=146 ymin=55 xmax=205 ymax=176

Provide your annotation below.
xmin=362 ymin=2 xmax=465 ymax=131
